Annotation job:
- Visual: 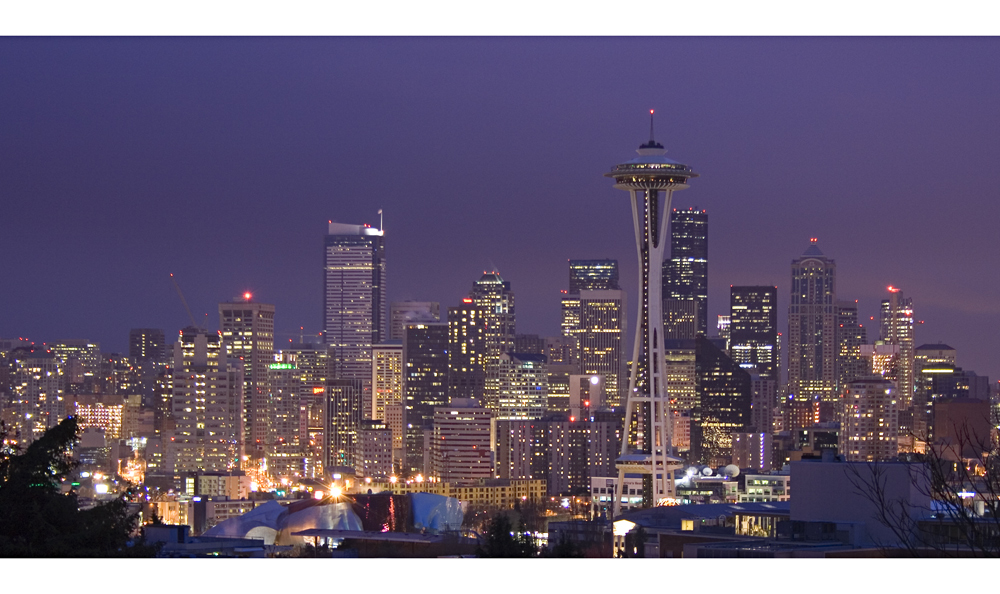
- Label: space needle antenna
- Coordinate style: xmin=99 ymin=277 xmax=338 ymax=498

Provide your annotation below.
xmin=649 ymin=109 xmax=655 ymax=143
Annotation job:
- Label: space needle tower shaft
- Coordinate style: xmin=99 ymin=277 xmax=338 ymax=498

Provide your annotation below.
xmin=605 ymin=111 xmax=698 ymax=518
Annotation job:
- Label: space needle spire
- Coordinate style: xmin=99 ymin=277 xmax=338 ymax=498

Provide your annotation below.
xmin=605 ymin=113 xmax=698 ymax=517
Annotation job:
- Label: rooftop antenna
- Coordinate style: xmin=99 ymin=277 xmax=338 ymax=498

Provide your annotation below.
xmin=378 ymin=208 xmax=383 ymax=232
xmin=649 ymin=108 xmax=655 ymax=143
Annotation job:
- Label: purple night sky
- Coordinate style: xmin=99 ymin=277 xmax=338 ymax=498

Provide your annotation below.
xmin=1 ymin=37 xmax=998 ymax=383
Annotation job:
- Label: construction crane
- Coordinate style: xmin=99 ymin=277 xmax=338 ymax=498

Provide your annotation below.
xmin=169 ymin=273 xmax=202 ymax=330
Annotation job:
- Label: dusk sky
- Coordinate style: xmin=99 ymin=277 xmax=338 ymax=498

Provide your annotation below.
xmin=2 ymin=37 xmax=998 ymax=382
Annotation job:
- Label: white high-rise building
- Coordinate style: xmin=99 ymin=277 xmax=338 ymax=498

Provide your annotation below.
xmin=431 ymin=398 xmax=492 ymax=485
xmin=323 ymin=221 xmax=386 ymax=393
xmin=169 ymin=327 xmax=244 ymax=473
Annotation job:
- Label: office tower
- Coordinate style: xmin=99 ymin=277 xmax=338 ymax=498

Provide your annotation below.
xmin=219 ymin=296 xmax=275 ymax=457
xmin=169 ymin=327 xmax=244 ymax=473
xmin=488 ymin=352 xmax=548 ymax=420
xmin=430 ymin=398 xmax=492 ymax=484
xmin=913 ymin=343 xmax=957 ymax=441
xmin=325 ymin=378 xmax=364 ymax=473
xmin=265 ymin=361 xmax=304 ymax=478
xmin=835 ymin=300 xmax=868 ymax=393
xmin=98 ymin=353 xmax=141 ymax=395
xmin=839 ymin=377 xmax=898 ymax=462
xmin=788 ymin=238 xmax=837 ymax=424
xmin=470 ymin=272 xmax=516 ymax=368
xmin=880 ymin=286 xmax=915 ymax=409
xmin=494 ymin=419 xmax=534 ymax=480
xmin=530 ymin=416 xmax=590 ymax=495
xmin=129 ymin=329 xmax=165 ymax=362
xmin=356 ymin=419 xmax=394 ymax=478
xmin=323 ymin=221 xmax=386 ymax=391
xmin=447 ymin=303 xmax=487 ymax=402
xmin=389 ymin=301 xmax=440 ymax=341
xmin=692 ymin=335 xmax=752 ymax=466
xmin=605 ymin=116 xmax=698 ymax=512
xmin=562 ymin=262 xmax=626 ymax=407
xmin=402 ymin=322 xmax=449 ymax=475
xmin=664 ymin=338 xmax=698 ymax=414
xmin=662 ymin=299 xmax=698 ymax=340
xmin=514 ymin=334 xmax=545 ymax=355
xmin=49 ymin=339 xmax=101 ymax=390
xmin=729 ymin=286 xmax=778 ymax=383
xmin=7 ymin=348 xmax=65 ymax=443
xmin=278 ymin=342 xmax=335 ymax=478
xmin=664 ymin=207 xmax=708 ymax=336
xmin=575 ymin=290 xmax=627 ymax=408
xmin=569 ymin=259 xmax=621 ymax=293
xmin=371 ymin=340 xmax=403 ymax=425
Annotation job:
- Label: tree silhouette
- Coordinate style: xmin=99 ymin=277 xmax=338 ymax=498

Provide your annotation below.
xmin=0 ymin=417 xmax=158 ymax=557
xmin=476 ymin=512 xmax=537 ymax=557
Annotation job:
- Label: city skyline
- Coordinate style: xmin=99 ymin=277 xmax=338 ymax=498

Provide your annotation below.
xmin=1 ymin=37 xmax=998 ymax=384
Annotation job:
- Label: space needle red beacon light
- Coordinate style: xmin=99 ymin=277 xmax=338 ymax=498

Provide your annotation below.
xmin=605 ymin=111 xmax=698 ymax=517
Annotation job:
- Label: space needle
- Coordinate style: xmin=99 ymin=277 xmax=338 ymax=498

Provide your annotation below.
xmin=605 ymin=111 xmax=697 ymax=517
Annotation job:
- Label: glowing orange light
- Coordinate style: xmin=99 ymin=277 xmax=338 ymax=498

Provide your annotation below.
xmin=462 ymin=298 xmax=473 ymax=303
xmin=650 ymin=109 xmax=654 ymax=114
xmin=312 ymin=386 xmax=325 ymax=394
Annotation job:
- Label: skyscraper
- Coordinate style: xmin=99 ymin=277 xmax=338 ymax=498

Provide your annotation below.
xmin=371 ymin=340 xmax=404 ymax=462
xmin=402 ymin=322 xmax=450 ymax=475
xmin=470 ymin=272 xmax=516 ymax=369
xmin=568 ymin=259 xmax=620 ymax=293
xmin=692 ymin=335 xmax=751 ymax=466
xmin=561 ymin=260 xmax=626 ymax=408
xmin=835 ymin=300 xmax=869 ymax=394
xmin=788 ymin=238 xmax=837 ymax=425
xmin=664 ymin=207 xmax=708 ymax=336
xmin=431 ymin=398 xmax=493 ymax=484
xmin=880 ymin=286 xmax=915 ymax=410
xmin=487 ymin=352 xmax=548 ymax=420
xmin=169 ymin=327 xmax=244 ymax=473
xmin=839 ymin=377 xmax=898 ymax=462
xmin=605 ymin=115 xmax=698 ymax=512
xmin=219 ymin=296 xmax=275 ymax=458
xmin=729 ymin=286 xmax=778 ymax=383
xmin=577 ymin=290 xmax=626 ymax=408
xmin=129 ymin=329 xmax=165 ymax=362
xmin=447 ymin=303 xmax=487 ymax=403
xmin=265 ymin=361 xmax=304 ymax=478
xmin=325 ymin=378 xmax=364 ymax=473
xmin=323 ymin=221 xmax=386 ymax=389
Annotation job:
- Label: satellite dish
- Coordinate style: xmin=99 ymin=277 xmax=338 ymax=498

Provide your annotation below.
xmin=701 ymin=467 xmax=713 ymax=476
xmin=724 ymin=464 xmax=740 ymax=477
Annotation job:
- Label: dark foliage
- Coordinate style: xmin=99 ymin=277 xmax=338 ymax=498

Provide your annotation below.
xmin=0 ymin=417 xmax=158 ymax=557
xmin=476 ymin=512 xmax=537 ymax=557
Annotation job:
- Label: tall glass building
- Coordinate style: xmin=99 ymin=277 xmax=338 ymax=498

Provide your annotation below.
xmin=729 ymin=286 xmax=778 ymax=383
xmin=664 ymin=207 xmax=708 ymax=336
xmin=323 ymin=221 xmax=386 ymax=389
